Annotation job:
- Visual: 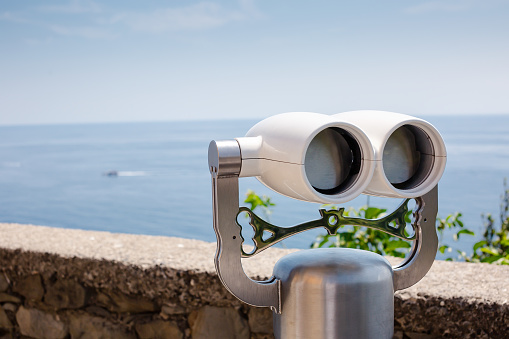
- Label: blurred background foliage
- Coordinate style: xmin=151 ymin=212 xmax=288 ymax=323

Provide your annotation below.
xmin=243 ymin=181 xmax=509 ymax=265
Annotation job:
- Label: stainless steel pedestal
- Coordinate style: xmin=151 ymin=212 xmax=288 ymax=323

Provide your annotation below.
xmin=273 ymin=248 xmax=394 ymax=339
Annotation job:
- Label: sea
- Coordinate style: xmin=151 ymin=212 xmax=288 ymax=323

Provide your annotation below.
xmin=1 ymin=114 xmax=509 ymax=260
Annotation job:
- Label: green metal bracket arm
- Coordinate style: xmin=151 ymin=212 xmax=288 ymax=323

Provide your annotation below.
xmin=239 ymin=198 xmax=415 ymax=258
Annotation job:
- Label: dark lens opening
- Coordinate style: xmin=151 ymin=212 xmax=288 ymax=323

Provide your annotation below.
xmin=383 ymin=125 xmax=434 ymax=190
xmin=304 ymin=128 xmax=362 ymax=195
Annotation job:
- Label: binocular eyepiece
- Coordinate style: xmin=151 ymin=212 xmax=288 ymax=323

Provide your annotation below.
xmin=230 ymin=110 xmax=446 ymax=204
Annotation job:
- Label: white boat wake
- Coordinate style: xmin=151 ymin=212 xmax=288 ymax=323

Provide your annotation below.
xmin=104 ymin=170 xmax=148 ymax=177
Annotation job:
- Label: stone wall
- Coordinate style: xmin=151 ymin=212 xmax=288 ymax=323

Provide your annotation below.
xmin=0 ymin=222 xmax=508 ymax=339
xmin=0 ymin=249 xmax=265 ymax=339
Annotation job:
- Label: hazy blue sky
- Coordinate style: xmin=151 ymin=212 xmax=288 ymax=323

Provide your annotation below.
xmin=1 ymin=0 xmax=508 ymax=125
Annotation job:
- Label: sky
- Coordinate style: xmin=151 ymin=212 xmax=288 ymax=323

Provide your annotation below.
xmin=1 ymin=0 xmax=508 ymax=125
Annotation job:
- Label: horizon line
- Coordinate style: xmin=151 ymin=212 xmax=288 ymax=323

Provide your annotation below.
xmin=1 ymin=111 xmax=508 ymax=128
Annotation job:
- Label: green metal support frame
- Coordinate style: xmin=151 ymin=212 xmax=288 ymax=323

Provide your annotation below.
xmin=238 ymin=199 xmax=415 ymax=258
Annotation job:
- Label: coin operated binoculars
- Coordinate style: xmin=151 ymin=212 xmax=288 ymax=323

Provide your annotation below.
xmin=208 ymin=111 xmax=446 ymax=339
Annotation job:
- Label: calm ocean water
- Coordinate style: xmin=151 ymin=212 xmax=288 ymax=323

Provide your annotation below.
xmin=1 ymin=115 xmax=509 ymax=259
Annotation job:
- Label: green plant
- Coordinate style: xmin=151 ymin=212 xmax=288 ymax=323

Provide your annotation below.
xmin=243 ymin=189 xmax=286 ymax=248
xmin=243 ymin=181 xmax=509 ymax=265
xmin=312 ymin=203 xmax=475 ymax=260
xmin=310 ymin=205 xmax=412 ymax=258
xmin=462 ymin=180 xmax=509 ymax=265
xmin=243 ymin=189 xmax=275 ymax=221
xmin=436 ymin=212 xmax=474 ymax=260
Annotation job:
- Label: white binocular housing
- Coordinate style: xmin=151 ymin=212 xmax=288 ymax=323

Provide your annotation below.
xmin=235 ymin=110 xmax=446 ymax=204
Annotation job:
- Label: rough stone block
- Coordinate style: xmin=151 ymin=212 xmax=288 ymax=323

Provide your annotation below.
xmin=189 ymin=306 xmax=249 ymax=339
xmin=0 ymin=294 xmax=20 ymax=304
xmin=15 ymin=306 xmax=68 ymax=339
xmin=405 ymin=332 xmax=437 ymax=339
xmin=161 ymin=303 xmax=186 ymax=315
xmin=0 ymin=307 xmax=12 ymax=331
xmin=96 ymin=290 xmax=157 ymax=313
xmin=1 ymin=304 xmax=17 ymax=313
xmin=69 ymin=312 xmax=137 ymax=339
xmin=13 ymin=274 xmax=44 ymax=301
xmin=135 ymin=319 xmax=183 ymax=339
xmin=85 ymin=305 xmax=111 ymax=318
xmin=45 ymin=279 xmax=87 ymax=309
xmin=251 ymin=334 xmax=274 ymax=339
xmin=248 ymin=307 xmax=273 ymax=334
xmin=0 ymin=274 xmax=9 ymax=293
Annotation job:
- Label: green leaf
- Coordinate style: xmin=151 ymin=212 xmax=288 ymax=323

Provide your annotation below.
xmin=473 ymin=240 xmax=487 ymax=252
xmin=364 ymin=207 xmax=386 ymax=219
xmin=385 ymin=240 xmax=411 ymax=252
xmin=481 ymin=255 xmax=503 ymax=263
xmin=439 ymin=245 xmax=449 ymax=254
xmin=456 ymin=229 xmax=475 ymax=239
xmin=313 ymin=235 xmax=329 ymax=248
xmin=244 ymin=190 xmax=275 ymax=211
xmin=480 ymin=247 xmax=500 ymax=256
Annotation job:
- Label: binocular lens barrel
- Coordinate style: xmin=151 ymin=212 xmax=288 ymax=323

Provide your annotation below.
xmin=383 ymin=125 xmax=434 ymax=190
xmin=305 ymin=128 xmax=361 ymax=195
xmin=235 ymin=111 xmax=445 ymax=203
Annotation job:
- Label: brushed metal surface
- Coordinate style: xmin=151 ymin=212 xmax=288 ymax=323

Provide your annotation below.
xmin=393 ymin=186 xmax=438 ymax=290
xmin=273 ymin=248 xmax=394 ymax=339
xmin=209 ymin=140 xmax=280 ymax=312
xmin=208 ymin=140 xmax=242 ymax=177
